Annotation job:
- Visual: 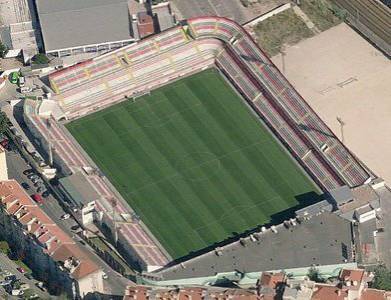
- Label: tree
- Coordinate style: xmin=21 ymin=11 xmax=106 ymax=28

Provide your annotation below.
xmin=0 ymin=241 xmax=10 ymax=255
xmin=372 ymin=265 xmax=391 ymax=291
xmin=307 ymin=266 xmax=326 ymax=283
xmin=32 ymin=53 xmax=50 ymax=65
xmin=0 ymin=42 xmax=8 ymax=58
xmin=0 ymin=111 xmax=10 ymax=134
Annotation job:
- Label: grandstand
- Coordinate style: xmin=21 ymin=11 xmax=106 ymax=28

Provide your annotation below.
xmin=24 ymin=17 xmax=374 ymax=271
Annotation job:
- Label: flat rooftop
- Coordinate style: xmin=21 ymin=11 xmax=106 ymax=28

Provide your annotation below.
xmin=35 ymin=0 xmax=133 ymax=52
xmin=59 ymin=171 xmax=100 ymax=206
xmin=157 ymin=213 xmax=354 ymax=280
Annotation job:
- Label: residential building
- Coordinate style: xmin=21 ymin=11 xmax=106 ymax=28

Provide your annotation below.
xmin=124 ymin=285 xmax=259 ymax=300
xmin=0 ymin=180 xmax=104 ymax=298
xmin=0 ymin=145 xmax=8 ymax=180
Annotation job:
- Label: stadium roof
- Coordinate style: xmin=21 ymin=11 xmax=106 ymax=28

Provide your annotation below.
xmin=36 ymin=0 xmax=133 ymax=52
xmin=157 ymin=213 xmax=355 ymax=280
xmin=59 ymin=171 xmax=100 ymax=206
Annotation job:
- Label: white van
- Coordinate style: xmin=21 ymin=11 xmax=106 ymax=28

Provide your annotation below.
xmin=18 ymin=76 xmax=25 ymax=87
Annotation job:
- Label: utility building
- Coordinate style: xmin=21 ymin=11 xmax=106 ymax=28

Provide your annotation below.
xmin=35 ymin=0 xmax=136 ymax=57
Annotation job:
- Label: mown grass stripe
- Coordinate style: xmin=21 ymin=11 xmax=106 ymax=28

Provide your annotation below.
xmin=66 ymin=69 xmax=319 ymax=259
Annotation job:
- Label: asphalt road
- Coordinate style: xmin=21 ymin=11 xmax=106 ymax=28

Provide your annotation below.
xmin=0 ymin=80 xmax=20 ymax=103
xmin=0 ymin=253 xmax=49 ymax=299
xmin=6 ymin=150 xmax=77 ymax=231
xmin=5 ymin=148 xmax=131 ymax=296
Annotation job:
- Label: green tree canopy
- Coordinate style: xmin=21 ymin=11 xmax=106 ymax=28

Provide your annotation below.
xmin=0 ymin=111 xmax=10 ymax=134
xmin=307 ymin=266 xmax=326 ymax=283
xmin=372 ymin=265 xmax=391 ymax=291
xmin=0 ymin=42 xmax=8 ymax=58
xmin=32 ymin=53 xmax=50 ymax=65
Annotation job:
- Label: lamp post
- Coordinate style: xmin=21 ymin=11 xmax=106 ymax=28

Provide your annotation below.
xmin=337 ymin=117 xmax=345 ymax=143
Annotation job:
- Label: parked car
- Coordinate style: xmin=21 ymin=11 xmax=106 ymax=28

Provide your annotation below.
xmin=71 ymin=225 xmax=80 ymax=231
xmin=36 ymin=187 xmax=45 ymax=193
xmin=16 ymin=267 xmax=26 ymax=274
xmin=27 ymin=174 xmax=38 ymax=180
xmin=11 ymin=289 xmax=24 ymax=296
xmin=4 ymin=272 xmax=17 ymax=282
xmin=4 ymin=274 xmax=17 ymax=282
xmin=31 ymin=177 xmax=41 ymax=184
xmin=0 ymin=279 xmax=12 ymax=286
xmin=23 ymin=169 xmax=33 ymax=175
xmin=61 ymin=214 xmax=70 ymax=220
xmin=32 ymin=194 xmax=43 ymax=205
xmin=21 ymin=182 xmax=30 ymax=190
xmin=35 ymin=282 xmax=47 ymax=292
xmin=42 ymin=191 xmax=50 ymax=198
xmin=102 ymin=273 xmax=108 ymax=280
xmin=33 ymin=181 xmax=44 ymax=187
xmin=18 ymin=76 xmax=25 ymax=87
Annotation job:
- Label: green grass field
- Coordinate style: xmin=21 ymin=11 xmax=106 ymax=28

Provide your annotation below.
xmin=66 ymin=69 xmax=319 ymax=259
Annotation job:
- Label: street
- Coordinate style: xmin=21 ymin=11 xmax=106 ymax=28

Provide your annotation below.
xmin=5 ymin=148 xmax=132 ymax=296
xmin=6 ymin=150 xmax=77 ymax=232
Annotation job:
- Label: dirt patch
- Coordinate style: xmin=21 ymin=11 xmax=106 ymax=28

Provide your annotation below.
xmin=299 ymin=0 xmax=342 ymax=31
xmin=169 ymin=0 xmax=288 ymax=24
xmin=254 ymin=8 xmax=314 ymax=56
xmin=271 ymin=23 xmax=391 ymax=184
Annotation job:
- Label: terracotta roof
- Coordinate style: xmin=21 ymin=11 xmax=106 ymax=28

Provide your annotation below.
xmin=312 ymin=284 xmax=348 ymax=300
xmin=124 ymin=286 xmax=259 ymax=300
xmin=361 ymin=289 xmax=388 ymax=300
xmin=178 ymin=288 xmax=204 ymax=300
xmin=52 ymin=244 xmax=100 ymax=279
xmin=137 ymin=12 xmax=154 ymax=38
xmin=339 ymin=269 xmax=365 ymax=284
xmin=124 ymin=286 xmax=148 ymax=300
xmin=260 ymin=272 xmax=286 ymax=288
xmin=0 ymin=180 xmax=101 ymax=280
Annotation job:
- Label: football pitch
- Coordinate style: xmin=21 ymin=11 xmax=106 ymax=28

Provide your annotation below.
xmin=66 ymin=69 xmax=320 ymax=259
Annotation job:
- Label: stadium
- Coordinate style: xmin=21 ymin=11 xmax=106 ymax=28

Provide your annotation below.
xmin=23 ymin=17 xmax=374 ymax=272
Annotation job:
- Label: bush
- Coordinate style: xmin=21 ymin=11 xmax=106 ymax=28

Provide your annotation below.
xmin=372 ymin=265 xmax=391 ymax=291
xmin=0 ymin=241 xmax=10 ymax=254
xmin=32 ymin=53 xmax=50 ymax=65
xmin=307 ymin=266 xmax=326 ymax=283
xmin=0 ymin=111 xmax=10 ymax=134
xmin=0 ymin=42 xmax=8 ymax=58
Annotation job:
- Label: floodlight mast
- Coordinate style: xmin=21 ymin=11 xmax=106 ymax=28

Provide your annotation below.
xmin=337 ymin=117 xmax=346 ymax=144
xmin=110 ymin=197 xmax=118 ymax=245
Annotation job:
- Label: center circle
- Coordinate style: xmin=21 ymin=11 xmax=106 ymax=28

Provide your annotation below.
xmin=175 ymin=152 xmax=221 ymax=181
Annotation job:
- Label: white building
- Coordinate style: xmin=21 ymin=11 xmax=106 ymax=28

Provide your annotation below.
xmin=0 ymin=0 xmax=38 ymax=63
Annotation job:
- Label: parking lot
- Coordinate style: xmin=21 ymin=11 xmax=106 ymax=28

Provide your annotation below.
xmin=6 ymin=149 xmax=78 ymax=232
xmin=0 ymin=252 xmax=49 ymax=299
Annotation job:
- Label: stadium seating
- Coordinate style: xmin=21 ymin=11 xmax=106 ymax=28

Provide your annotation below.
xmin=188 ymin=17 xmax=241 ymax=42
xmin=35 ymin=16 xmax=374 ymax=270
xmin=24 ymin=103 xmax=169 ymax=268
xmin=216 ymin=51 xmax=259 ymax=100
xmin=56 ymin=39 xmax=221 ymax=118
